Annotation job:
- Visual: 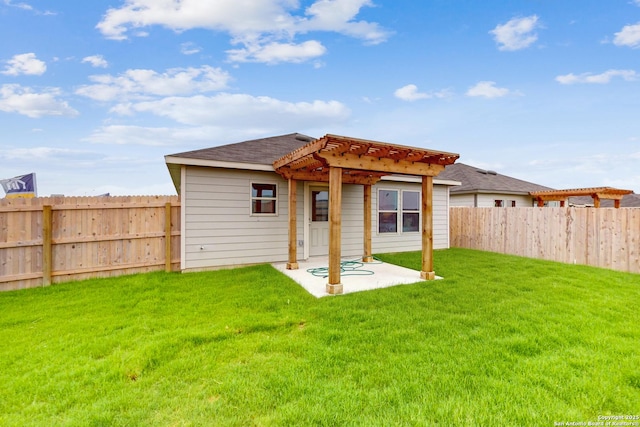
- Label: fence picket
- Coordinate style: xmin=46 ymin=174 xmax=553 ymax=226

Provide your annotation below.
xmin=0 ymin=196 xmax=180 ymax=291
xmin=450 ymin=207 xmax=640 ymax=274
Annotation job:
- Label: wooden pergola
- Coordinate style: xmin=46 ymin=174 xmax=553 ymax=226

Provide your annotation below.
xmin=272 ymin=134 xmax=459 ymax=295
xmin=530 ymin=187 xmax=634 ymax=209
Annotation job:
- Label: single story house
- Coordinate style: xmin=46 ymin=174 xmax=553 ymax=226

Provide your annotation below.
xmin=437 ymin=162 xmax=554 ymax=207
xmin=165 ymin=133 xmax=460 ymax=292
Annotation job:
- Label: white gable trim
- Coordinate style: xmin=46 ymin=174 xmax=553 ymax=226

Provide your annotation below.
xmin=165 ymin=156 xmax=274 ymax=172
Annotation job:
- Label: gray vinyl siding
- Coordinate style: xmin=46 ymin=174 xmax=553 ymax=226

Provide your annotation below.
xmin=475 ymin=193 xmax=536 ymax=207
xmin=449 ymin=194 xmax=476 ymax=207
xmin=182 ymin=166 xmax=452 ymax=270
xmin=183 ymin=166 xmax=304 ymax=270
xmin=339 ymin=184 xmax=364 ymax=258
xmin=372 ymin=181 xmax=450 ymax=253
xmin=451 ymin=193 xmax=536 ymax=207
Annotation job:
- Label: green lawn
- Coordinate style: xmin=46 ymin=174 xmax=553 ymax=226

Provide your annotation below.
xmin=1 ymin=248 xmax=638 ymax=426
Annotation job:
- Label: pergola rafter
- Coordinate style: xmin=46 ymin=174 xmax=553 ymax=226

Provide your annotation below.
xmin=530 ymin=187 xmax=634 ymax=208
xmin=272 ymin=134 xmax=459 ymax=295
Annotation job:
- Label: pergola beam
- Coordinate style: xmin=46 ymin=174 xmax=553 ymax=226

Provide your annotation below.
xmin=315 ymin=151 xmax=446 ymax=176
xmin=531 ymin=187 xmax=634 ymax=209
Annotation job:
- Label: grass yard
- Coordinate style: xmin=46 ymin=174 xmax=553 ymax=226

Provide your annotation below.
xmin=0 ymin=248 xmax=638 ymax=426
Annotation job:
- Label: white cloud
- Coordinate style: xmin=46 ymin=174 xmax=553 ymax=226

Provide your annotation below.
xmin=111 ymin=93 xmax=350 ymax=128
xmin=96 ymin=0 xmax=390 ymax=63
xmin=75 ymin=65 xmax=231 ymax=101
xmin=0 ymin=146 xmax=92 ymax=161
xmin=555 ymin=69 xmax=637 ymax=84
xmin=394 ymin=84 xmax=429 ymax=101
xmin=301 ymin=0 xmax=390 ymax=45
xmin=227 ymin=40 xmax=327 ymax=64
xmin=180 ymin=42 xmax=201 ymax=55
xmin=84 ymin=125 xmax=204 ymax=146
xmin=393 ymin=84 xmax=450 ymax=102
xmin=0 ymin=84 xmax=79 ymax=118
xmin=613 ymin=22 xmax=640 ymax=48
xmin=2 ymin=0 xmax=55 ymax=15
xmin=3 ymin=0 xmax=32 ymax=11
xmin=81 ymin=55 xmax=109 ymax=68
xmin=490 ymin=15 xmax=540 ymax=51
xmin=466 ymin=81 xmax=510 ymax=98
xmin=1 ymin=53 xmax=46 ymax=76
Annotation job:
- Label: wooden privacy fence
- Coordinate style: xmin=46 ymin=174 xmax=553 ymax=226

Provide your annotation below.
xmin=0 ymin=196 xmax=180 ymax=291
xmin=450 ymin=207 xmax=640 ymax=274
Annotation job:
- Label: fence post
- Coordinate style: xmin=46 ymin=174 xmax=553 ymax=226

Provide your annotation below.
xmin=42 ymin=205 xmax=52 ymax=286
xmin=165 ymin=202 xmax=172 ymax=272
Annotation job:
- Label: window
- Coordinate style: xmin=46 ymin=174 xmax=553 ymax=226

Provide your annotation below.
xmin=377 ymin=189 xmax=420 ymax=233
xmin=378 ymin=189 xmax=398 ymax=233
xmin=495 ymin=199 xmax=516 ymax=207
xmin=402 ymin=191 xmax=420 ymax=232
xmin=251 ymin=183 xmax=277 ymax=215
xmin=311 ymin=190 xmax=328 ymax=221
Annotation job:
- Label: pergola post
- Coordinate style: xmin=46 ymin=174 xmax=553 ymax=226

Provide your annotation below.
xmin=420 ymin=175 xmax=435 ymax=280
xmin=286 ymin=178 xmax=298 ymax=270
xmin=362 ymin=184 xmax=373 ymax=263
xmin=327 ymin=166 xmax=343 ymax=295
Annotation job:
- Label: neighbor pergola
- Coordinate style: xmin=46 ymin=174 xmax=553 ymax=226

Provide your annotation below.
xmin=530 ymin=187 xmax=634 ymax=209
xmin=272 ymin=134 xmax=459 ymax=295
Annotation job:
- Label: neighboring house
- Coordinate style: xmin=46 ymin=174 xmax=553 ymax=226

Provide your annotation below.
xmin=438 ymin=162 xmax=553 ymax=207
xmin=165 ymin=133 xmax=461 ymax=272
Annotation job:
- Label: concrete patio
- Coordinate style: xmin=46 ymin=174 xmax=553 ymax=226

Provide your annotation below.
xmin=272 ymin=257 xmax=440 ymax=298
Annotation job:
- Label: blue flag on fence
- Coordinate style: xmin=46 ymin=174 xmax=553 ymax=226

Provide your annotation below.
xmin=0 ymin=173 xmax=37 ymax=198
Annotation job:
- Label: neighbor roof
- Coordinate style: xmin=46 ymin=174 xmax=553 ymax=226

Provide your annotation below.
xmin=438 ymin=162 xmax=553 ymax=195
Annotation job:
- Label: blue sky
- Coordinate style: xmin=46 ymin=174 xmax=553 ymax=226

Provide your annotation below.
xmin=1 ymin=0 xmax=639 ymax=196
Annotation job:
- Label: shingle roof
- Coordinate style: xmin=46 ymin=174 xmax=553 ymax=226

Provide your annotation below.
xmin=167 ymin=133 xmax=315 ymax=165
xmin=438 ymin=162 xmax=553 ymax=195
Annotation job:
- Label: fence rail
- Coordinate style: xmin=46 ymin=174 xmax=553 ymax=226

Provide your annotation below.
xmin=450 ymin=207 xmax=640 ymax=274
xmin=0 ymin=196 xmax=180 ymax=291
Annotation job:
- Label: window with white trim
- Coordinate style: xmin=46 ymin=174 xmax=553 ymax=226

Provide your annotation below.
xmin=251 ymin=183 xmax=277 ymax=215
xmin=378 ymin=189 xmax=398 ymax=233
xmin=377 ymin=189 xmax=421 ymax=233
xmin=402 ymin=191 xmax=420 ymax=232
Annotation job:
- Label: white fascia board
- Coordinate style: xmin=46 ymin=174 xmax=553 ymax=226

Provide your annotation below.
xmin=380 ymin=174 xmax=461 ymax=186
xmin=164 ymin=156 xmax=274 ymax=172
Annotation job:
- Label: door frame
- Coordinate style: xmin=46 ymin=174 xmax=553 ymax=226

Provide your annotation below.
xmin=303 ymin=182 xmax=329 ymax=259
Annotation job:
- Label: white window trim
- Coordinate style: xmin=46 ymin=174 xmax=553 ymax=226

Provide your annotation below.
xmin=250 ymin=181 xmax=278 ymax=216
xmin=376 ymin=188 xmax=422 ymax=234
xmin=401 ymin=189 xmax=421 ymax=233
xmin=377 ymin=188 xmax=399 ymax=234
